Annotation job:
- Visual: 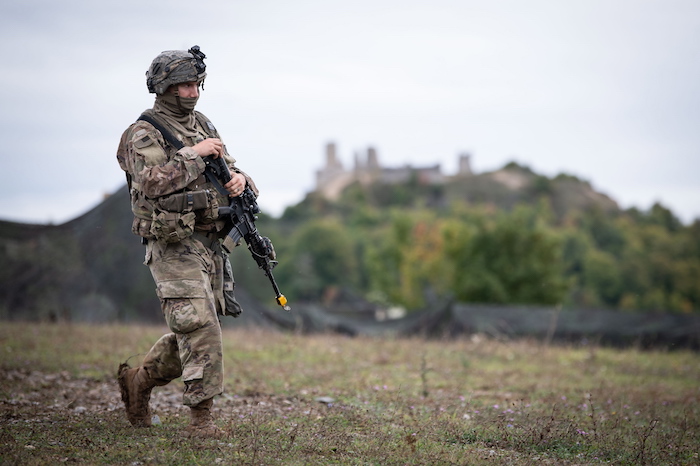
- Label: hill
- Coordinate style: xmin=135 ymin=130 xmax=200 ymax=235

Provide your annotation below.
xmin=447 ymin=162 xmax=620 ymax=219
xmin=311 ymin=145 xmax=620 ymax=220
xmin=294 ymin=161 xmax=620 ymax=221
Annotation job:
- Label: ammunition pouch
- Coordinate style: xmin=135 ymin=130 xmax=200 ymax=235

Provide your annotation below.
xmin=132 ymin=217 xmax=155 ymax=239
xmin=148 ymin=189 xmax=221 ymax=243
xmin=130 ymin=185 xmax=157 ymax=239
xmin=157 ymin=189 xmax=215 ymax=213
xmin=150 ymin=210 xmax=196 ymax=243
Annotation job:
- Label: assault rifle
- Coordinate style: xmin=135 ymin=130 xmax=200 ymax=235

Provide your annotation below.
xmin=203 ymin=156 xmax=291 ymax=312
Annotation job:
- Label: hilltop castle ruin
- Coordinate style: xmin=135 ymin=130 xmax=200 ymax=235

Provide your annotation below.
xmin=315 ymin=142 xmax=474 ymax=200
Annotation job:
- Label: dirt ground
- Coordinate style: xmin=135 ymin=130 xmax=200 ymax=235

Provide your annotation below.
xmin=0 ymin=367 xmax=314 ymax=430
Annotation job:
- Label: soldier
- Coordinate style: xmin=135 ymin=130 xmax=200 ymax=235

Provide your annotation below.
xmin=116 ymin=45 xmax=254 ymax=438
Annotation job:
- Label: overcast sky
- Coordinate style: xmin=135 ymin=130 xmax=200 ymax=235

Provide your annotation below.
xmin=1 ymin=0 xmax=698 ymax=225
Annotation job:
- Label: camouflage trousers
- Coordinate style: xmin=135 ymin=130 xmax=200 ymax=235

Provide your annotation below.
xmin=140 ymin=233 xmax=227 ymax=407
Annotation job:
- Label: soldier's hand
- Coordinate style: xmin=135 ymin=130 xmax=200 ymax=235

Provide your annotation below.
xmin=192 ymin=138 xmax=224 ymax=158
xmin=224 ymin=172 xmax=247 ymax=197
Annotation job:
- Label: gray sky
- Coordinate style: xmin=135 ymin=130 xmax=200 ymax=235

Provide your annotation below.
xmin=1 ymin=0 xmax=699 ymax=224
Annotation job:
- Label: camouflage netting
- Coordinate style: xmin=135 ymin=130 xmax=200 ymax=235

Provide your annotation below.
xmin=224 ymin=293 xmax=700 ymax=350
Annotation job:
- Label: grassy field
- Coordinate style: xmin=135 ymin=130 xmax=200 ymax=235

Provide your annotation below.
xmin=1 ymin=322 xmax=698 ymax=465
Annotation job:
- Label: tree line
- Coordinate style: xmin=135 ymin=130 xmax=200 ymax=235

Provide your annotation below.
xmin=242 ymin=177 xmax=699 ymax=314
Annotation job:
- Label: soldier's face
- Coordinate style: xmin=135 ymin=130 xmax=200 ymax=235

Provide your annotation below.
xmin=175 ymin=81 xmax=200 ymax=99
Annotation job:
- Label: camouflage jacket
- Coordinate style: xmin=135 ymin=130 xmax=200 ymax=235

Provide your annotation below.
xmin=116 ymin=109 xmax=257 ymax=239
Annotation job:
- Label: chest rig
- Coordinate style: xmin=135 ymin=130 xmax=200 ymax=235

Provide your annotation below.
xmin=127 ymin=111 xmax=229 ymax=242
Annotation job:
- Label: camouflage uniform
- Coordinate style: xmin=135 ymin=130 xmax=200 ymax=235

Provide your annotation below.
xmin=117 ymin=46 xmax=254 ymax=409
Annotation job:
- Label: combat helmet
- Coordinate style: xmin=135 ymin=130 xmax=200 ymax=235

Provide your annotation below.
xmin=146 ymin=45 xmax=207 ymax=95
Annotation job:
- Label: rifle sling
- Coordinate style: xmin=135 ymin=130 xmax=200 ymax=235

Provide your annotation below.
xmin=137 ymin=113 xmax=184 ymax=150
xmin=137 ymin=113 xmax=230 ymax=197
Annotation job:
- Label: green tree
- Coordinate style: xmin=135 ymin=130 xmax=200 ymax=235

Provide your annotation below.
xmin=275 ymin=218 xmax=358 ymax=301
xmin=447 ymin=205 xmax=568 ymax=305
xmin=267 ymin=171 xmax=700 ymax=314
xmin=363 ymin=210 xmax=453 ymax=309
xmin=581 ymin=249 xmax=622 ymax=307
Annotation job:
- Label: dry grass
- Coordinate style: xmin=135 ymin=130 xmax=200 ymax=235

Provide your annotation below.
xmin=1 ymin=322 xmax=698 ymax=465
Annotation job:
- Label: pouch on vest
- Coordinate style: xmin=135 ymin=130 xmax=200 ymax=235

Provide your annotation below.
xmin=129 ymin=187 xmax=157 ymax=239
xmin=157 ymin=189 xmax=215 ymax=212
xmin=150 ymin=210 xmax=196 ymax=243
xmin=131 ymin=217 xmax=154 ymax=239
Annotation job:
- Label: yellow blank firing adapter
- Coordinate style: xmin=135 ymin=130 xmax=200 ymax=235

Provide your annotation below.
xmin=276 ymin=295 xmax=291 ymax=312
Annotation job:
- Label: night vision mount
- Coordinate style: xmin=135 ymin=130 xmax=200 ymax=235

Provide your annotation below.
xmin=188 ymin=45 xmax=206 ymax=75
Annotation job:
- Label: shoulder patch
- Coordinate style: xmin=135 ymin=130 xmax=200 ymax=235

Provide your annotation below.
xmin=131 ymin=127 xmax=167 ymax=166
xmin=133 ymin=130 xmax=155 ymax=149
xmin=206 ymin=121 xmax=216 ymax=132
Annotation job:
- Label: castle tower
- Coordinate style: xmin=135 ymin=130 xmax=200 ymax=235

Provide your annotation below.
xmin=457 ymin=152 xmax=473 ymax=176
xmin=354 ymin=151 xmax=363 ymax=170
xmin=316 ymin=142 xmax=346 ymax=190
xmin=326 ymin=142 xmax=342 ymax=169
xmin=355 ymin=146 xmax=381 ymax=184
xmin=367 ymin=146 xmax=380 ymax=170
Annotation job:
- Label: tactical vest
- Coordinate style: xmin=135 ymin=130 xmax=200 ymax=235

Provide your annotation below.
xmin=118 ymin=110 xmax=233 ymax=242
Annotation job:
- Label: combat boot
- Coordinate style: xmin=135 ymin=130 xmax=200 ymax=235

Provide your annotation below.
xmin=117 ymin=362 xmax=162 ymax=427
xmin=183 ymin=398 xmax=226 ymax=439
